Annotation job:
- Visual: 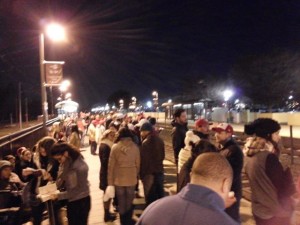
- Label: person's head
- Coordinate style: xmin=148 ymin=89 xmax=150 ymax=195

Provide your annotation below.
xmin=140 ymin=122 xmax=153 ymax=139
xmin=195 ymin=119 xmax=211 ymax=134
xmin=0 ymin=160 xmax=12 ymax=180
xmin=37 ymin=137 xmax=56 ymax=157
xmin=190 ymin=152 xmax=233 ymax=203
xmin=51 ymin=142 xmax=81 ymax=164
xmin=109 ymin=121 xmax=120 ymax=132
xmin=114 ymin=127 xmax=134 ymax=143
xmin=20 ymin=148 xmax=32 ymax=162
xmin=71 ymin=124 xmax=79 ymax=134
xmin=190 ymin=140 xmax=218 ymax=159
xmin=244 ymin=118 xmax=281 ymax=143
xmin=148 ymin=117 xmax=156 ymax=126
xmin=3 ymin=155 xmax=16 ymax=168
xmin=101 ymin=129 xmax=116 ymax=142
xmin=173 ymin=108 xmax=187 ymax=124
xmin=212 ymin=123 xmax=234 ymax=144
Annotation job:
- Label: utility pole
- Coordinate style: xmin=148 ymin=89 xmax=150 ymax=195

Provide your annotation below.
xmin=25 ymin=97 xmax=28 ymax=123
xmin=18 ymin=82 xmax=22 ymax=129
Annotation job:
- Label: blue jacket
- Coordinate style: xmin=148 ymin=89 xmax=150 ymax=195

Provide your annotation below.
xmin=136 ymin=183 xmax=239 ymax=225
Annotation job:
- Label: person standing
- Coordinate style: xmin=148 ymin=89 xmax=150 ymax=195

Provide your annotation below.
xmin=212 ymin=123 xmax=243 ymax=223
xmin=98 ymin=129 xmax=117 ymax=222
xmin=193 ymin=118 xmax=212 ymax=140
xmin=50 ymin=143 xmax=90 ymax=225
xmin=171 ymin=108 xmax=188 ymax=165
xmin=69 ymin=124 xmax=81 ymax=150
xmin=136 ymin=153 xmax=239 ymax=225
xmin=140 ymin=122 xmax=165 ymax=206
xmin=106 ymin=128 xmax=140 ymax=225
xmin=88 ymin=120 xmax=97 ymax=155
xmin=244 ymin=118 xmax=295 ymax=225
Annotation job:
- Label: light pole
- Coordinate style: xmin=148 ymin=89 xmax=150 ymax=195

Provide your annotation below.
xmin=152 ymin=91 xmax=158 ymax=112
xmin=223 ymin=89 xmax=234 ymax=122
xmin=39 ymin=23 xmax=66 ymax=134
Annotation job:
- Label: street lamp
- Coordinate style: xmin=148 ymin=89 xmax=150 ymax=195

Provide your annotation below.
xmin=152 ymin=91 xmax=159 ymax=112
xmin=119 ymin=99 xmax=124 ymax=110
xmin=40 ymin=22 xmax=66 ymax=133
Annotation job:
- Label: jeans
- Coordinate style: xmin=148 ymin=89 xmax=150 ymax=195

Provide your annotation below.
xmin=115 ymin=186 xmax=135 ymax=215
xmin=142 ymin=173 xmax=164 ymax=206
xmin=67 ymin=196 xmax=91 ymax=225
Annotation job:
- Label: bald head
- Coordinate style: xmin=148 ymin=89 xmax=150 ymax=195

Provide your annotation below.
xmin=191 ymin=152 xmax=233 ymax=185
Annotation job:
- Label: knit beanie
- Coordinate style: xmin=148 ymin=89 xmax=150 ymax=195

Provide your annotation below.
xmin=244 ymin=118 xmax=281 ymax=139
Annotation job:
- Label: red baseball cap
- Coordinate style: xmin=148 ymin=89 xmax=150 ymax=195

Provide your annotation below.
xmin=195 ymin=119 xmax=212 ymax=127
xmin=212 ymin=123 xmax=234 ymax=134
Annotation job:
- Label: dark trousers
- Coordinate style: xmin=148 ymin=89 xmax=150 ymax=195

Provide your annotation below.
xmin=225 ymin=196 xmax=241 ymax=223
xmin=142 ymin=173 xmax=164 ymax=206
xmin=90 ymin=141 xmax=97 ymax=154
xmin=254 ymin=214 xmax=291 ymax=225
xmin=67 ymin=196 xmax=91 ymax=225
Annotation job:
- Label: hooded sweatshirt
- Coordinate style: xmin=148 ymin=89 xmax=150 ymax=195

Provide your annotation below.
xmin=108 ymin=137 xmax=140 ymax=186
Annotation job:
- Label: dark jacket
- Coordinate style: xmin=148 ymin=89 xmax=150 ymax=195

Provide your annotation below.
xmin=136 ymin=183 xmax=239 ymax=225
xmin=171 ymin=121 xmax=188 ymax=163
xmin=99 ymin=140 xmax=113 ymax=191
xmin=193 ymin=130 xmax=210 ymax=140
xmin=140 ymin=133 xmax=165 ymax=179
xmin=219 ymin=138 xmax=243 ymax=222
xmin=15 ymin=159 xmax=37 ymax=183
xmin=177 ymin=158 xmax=193 ymax=192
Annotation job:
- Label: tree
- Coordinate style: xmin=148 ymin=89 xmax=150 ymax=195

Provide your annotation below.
xmin=229 ymin=50 xmax=300 ymax=110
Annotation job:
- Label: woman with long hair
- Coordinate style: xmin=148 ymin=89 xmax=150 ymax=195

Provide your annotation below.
xmin=50 ymin=143 xmax=90 ymax=225
xmin=106 ymin=127 xmax=140 ymax=225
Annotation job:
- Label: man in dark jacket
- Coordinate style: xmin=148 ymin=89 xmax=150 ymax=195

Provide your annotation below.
xmin=171 ymin=108 xmax=188 ymax=165
xmin=136 ymin=153 xmax=239 ymax=225
xmin=140 ymin=122 xmax=165 ymax=206
xmin=212 ymin=123 xmax=243 ymax=223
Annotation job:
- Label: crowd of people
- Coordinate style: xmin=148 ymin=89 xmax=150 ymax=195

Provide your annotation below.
xmin=0 ymin=108 xmax=299 ymax=225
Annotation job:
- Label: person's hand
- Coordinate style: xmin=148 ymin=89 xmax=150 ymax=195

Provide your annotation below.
xmin=225 ymin=191 xmax=237 ymax=208
xmin=22 ymin=167 xmax=35 ymax=176
xmin=50 ymin=193 xmax=58 ymax=200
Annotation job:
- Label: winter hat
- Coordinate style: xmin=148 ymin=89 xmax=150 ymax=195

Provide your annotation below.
xmin=184 ymin=131 xmax=201 ymax=150
xmin=0 ymin=160 xmax=12 ymax=171
xmin=212 ymin=123 xmax=234 ymax=134
xmin=244 ymin=118 xmax=280 ymax=139
xmin=195 ymin=119 xmax=212 ymax=127
xmin=140 ymin=122 xmax=153 ymax=132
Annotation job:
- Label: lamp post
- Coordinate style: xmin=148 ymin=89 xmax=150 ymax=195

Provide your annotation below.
xmin=152 ymin=91 xmax=158 ymax=112
xmin=39 ymin=23 xmax=66 ymax=134
xmin=223 ymin=89 xmax=234 ymax=122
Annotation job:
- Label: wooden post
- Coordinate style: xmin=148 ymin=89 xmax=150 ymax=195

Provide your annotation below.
xmin=290 ymin=125 xmax=294 ymax=165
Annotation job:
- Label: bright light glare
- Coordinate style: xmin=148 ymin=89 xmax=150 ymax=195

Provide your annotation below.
xmin=152 ymin=91 xmax=158 ymax=96
xmin=223 ymin=90 xmax=234 ymax=101
xmin=289 ymin=95 xmax=293 ymax=100
xmin=147 ymin=101 xmax=152 ymax=108
xmin=168 ymin=99 xmax=172 ymax=103
xmin=59 ymin=80 xmax=71 ymax=92
xmin=46 ymin=23 xmax=66 ymax=41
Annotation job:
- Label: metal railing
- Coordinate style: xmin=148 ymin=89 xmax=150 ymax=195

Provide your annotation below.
xmin=0 ymin=118 xmax=60 ymax=157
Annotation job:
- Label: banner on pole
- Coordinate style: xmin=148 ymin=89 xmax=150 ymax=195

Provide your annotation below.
xmin=45 ymin=61 xmax=64 ymax=86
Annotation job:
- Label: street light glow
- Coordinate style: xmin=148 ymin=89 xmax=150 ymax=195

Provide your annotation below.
xmin=59 ymin=80 xmax=71 ymax=92
xmin=223 ymin=90 xmax=234 ymax=101
xmin=46 ymin=23 xmax=66 ymax=41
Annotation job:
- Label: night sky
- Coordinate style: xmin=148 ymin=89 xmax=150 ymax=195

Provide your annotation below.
xmin=1 ymin=0 xmax=300 ymax=116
